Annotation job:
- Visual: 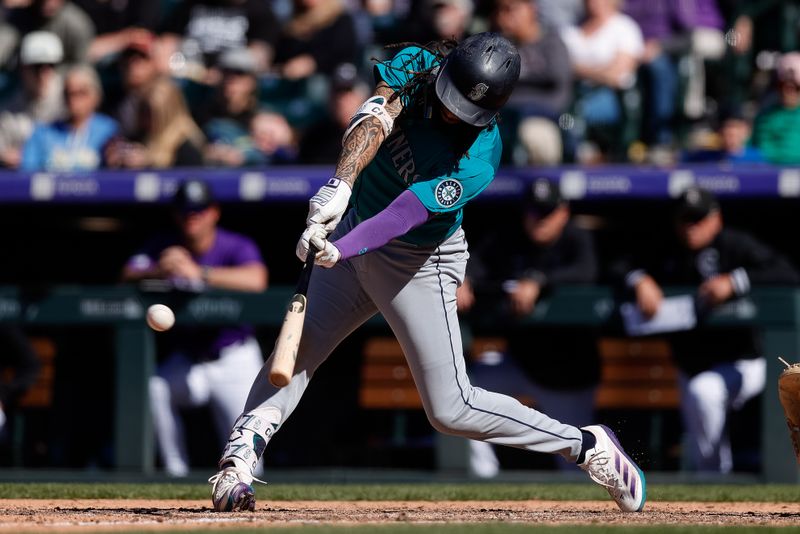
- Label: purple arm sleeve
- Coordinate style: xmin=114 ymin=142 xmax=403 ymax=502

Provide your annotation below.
xmin=333 ymin=189 xmax=430 ymax=260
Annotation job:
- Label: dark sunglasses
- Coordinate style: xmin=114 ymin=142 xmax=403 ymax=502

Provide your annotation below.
xmin=676 ymin=212 xmax=709 ymax=225
xmin=176 ymin=206 xmax=211 ymax=217
xmin=27 ymin=63 xmax=56 ymax=73
xmin=64 ymin=87 xmax=92 ymax=99
xmin=222 ymin=68 xmax=252 ymax=77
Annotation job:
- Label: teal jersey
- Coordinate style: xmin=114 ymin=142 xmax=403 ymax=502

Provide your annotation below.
xmin=351 ymin=46 xmax=502 ymax=246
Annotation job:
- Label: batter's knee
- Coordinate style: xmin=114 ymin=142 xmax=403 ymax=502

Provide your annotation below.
xmin=425 ymin=400 xmax=476 ymax=436
xmin=427 ymin=411 xmax=459 ymax=435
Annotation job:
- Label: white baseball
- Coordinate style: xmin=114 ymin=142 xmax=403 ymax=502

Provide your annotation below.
xmin=146 ymin=304 xmax=175 ymax=332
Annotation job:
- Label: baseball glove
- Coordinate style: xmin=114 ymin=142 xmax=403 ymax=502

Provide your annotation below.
xmin=778 ymin=357 xmax=800 ymax=464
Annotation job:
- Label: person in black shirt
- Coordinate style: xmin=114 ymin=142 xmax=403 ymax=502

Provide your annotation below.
xmin=105 ymin=77 xmax=205 ymax=168
xmin=273 ymin=0 xmax=359 ymax=80
xmin=298 ymin=63 xmax=369 ymax=164
xmin=621 ymin=186 xmax=800 ymax=472
xmin=462 ymin=178 xmax=599 ymax=476
xmin=160 ymin=0 xmax=280 ymax=74
xmin=72 ymin=0 xmax=161 ymax=62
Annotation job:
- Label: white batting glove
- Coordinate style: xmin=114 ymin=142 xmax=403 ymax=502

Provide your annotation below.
xmin=309 ymin=233 xmax=341 ymax=269
xmin=307 ymin=178 xmax=352 ymax=233
xmin=295 ymin=224 xmax=326 ymax=262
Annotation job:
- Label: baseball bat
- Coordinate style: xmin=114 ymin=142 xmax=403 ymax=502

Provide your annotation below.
xmin=268 ymin=244 xmax=318 ymax=387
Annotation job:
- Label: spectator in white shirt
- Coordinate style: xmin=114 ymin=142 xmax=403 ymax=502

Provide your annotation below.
xmin=560 ymin=0 xmax=643 ymax=160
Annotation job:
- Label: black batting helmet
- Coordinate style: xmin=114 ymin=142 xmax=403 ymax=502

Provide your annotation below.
xmin=435 ymin=32 xmax=521 ymax=127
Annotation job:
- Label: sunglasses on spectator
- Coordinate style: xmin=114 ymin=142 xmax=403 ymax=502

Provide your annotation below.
xmin=27 ymin=63 xmax=56 ymax=73
xmin=676 ymin=211 xmax=710 ymax=224
xmin=64 ymin=87 xmax=92 ymax=99
xmin=176 ymin=205 xmax=212 ymax=217
xmin=526 ymin=205 xmax=559 ymax=219
xmin=222 ymin=68 xmax=252 ymax=77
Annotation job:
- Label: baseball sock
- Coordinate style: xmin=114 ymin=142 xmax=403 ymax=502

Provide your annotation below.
xmin=576 ymin=430 xmax=597 ymax=465
xmin=219 ymin=407 xmax=281 ymax=473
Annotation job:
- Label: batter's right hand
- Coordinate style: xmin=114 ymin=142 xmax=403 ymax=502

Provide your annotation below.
xmin=296 ymin=224 xmax=326 ymax=262
xmin=307 ymin=178 xmax=352 ymax=233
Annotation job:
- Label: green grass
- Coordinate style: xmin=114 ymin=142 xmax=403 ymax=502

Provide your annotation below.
xmin=87 ymin=528 xmax=800 ymax=534
xmin=0 ymin=483 xmax=798 ymax=502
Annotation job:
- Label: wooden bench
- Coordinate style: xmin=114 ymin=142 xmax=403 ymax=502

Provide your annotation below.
xmin=1 ymin=336 xmax=56 ymax=467
xmin=358 ymin=336 xmax=511 ymax=411
xmin=359 ymin=335 xmax=680 ymax=410
xmin=359 ymin=337 xmax=421 ymax=410
xmin=18 ymin=337 xmax=56 ymax=409
xmin=595 ymin=337 xmax=680 ymax=410
xmin=358 ymin=335 xmax=682 ymax=470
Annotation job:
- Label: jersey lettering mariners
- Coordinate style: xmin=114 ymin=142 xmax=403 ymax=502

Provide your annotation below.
xmin=351 ymin=46 xmax=503 ymax=246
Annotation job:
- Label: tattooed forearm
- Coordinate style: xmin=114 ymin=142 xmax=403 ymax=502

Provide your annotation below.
xmin=335 ymin=116 xmax=384 ymax=187
xmin=335 ymin=83 xmax=403 ymax=187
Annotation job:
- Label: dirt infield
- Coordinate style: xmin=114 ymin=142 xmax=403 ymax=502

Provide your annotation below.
xmin=0 ymin=500 xmax=798 ymax=531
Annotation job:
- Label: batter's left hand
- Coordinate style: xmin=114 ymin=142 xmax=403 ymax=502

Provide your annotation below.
xmin=309 ymin=233 xmax=341 ymax=268
xmin=307 ymin=178 xmax=352 ymax=233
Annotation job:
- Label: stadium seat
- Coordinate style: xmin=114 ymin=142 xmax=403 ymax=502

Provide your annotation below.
xmin=359 ymin=337 xmax=421 ymax=410
xmin=596 ymin=337 xmax=680 ymax=469
xmin=8 ymin=337 xmax=56 ymax=467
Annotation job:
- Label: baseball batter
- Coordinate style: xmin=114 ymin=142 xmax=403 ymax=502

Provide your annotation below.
xmin=210 ymin=33 xmax=645 ymax=513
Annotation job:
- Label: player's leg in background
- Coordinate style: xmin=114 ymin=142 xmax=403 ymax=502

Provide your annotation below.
xmin=149 ymin=352 xmax=212 ymax=477
xmin=731 ymin=357 xmax=765 ymax=410
xmin=679 ymin=366 xmax=732 ymax=472
xmin=681 ymin=357 xmax=766 ymax=473
xmin=364 ymin=228 xmax=583 ymax=462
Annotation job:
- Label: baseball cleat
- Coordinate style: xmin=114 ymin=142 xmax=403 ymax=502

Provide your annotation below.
xmin=579 ymin=425 xmax=646 ymax=512
xmin=208 ymin=466 xmax=257 ymax=512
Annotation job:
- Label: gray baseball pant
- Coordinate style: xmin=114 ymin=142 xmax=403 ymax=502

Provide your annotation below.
xmin=241 ymin=211 xmax=583 ymax=462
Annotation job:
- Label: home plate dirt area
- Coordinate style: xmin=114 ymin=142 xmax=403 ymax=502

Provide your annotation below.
xmin=0 ymin=500 xmax=798 ymax=531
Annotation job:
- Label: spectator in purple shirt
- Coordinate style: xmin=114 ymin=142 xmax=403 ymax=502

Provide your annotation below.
xmin=624 ymin=0 xmax=726 ymax=147
xmin=122 ymin=179 xmax=268 ymax=477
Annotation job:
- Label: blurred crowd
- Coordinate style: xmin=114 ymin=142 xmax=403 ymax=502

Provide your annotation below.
xmin=1 ymin=0 xmax=800 ymax=171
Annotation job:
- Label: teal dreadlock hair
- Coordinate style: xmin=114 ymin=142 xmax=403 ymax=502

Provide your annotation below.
xmin=381 ymin=39 xmax=458 ymax=113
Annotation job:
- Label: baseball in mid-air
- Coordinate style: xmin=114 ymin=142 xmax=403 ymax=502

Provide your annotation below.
xmin=146 ymin=304 xmax=175 ymax=332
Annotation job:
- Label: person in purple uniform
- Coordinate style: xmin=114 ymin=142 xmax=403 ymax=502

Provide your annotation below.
xmin=122 ymin=179 xmax=268 ymax=477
